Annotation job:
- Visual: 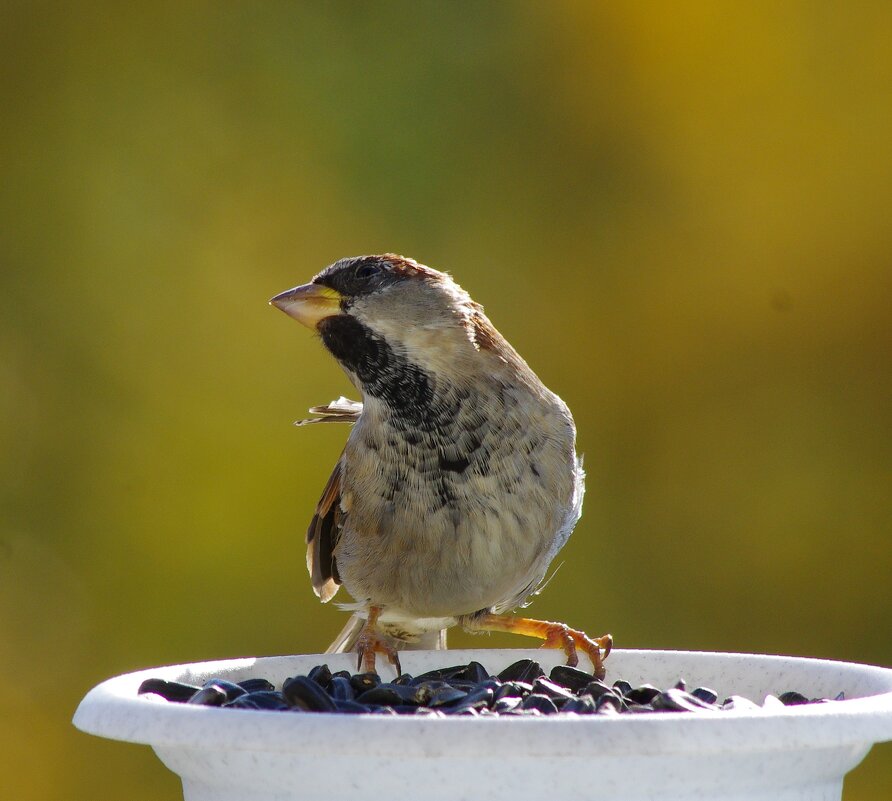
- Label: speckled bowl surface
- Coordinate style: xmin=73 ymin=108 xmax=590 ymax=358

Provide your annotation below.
xmin=74 ymin=648 xmax=892 ymax=801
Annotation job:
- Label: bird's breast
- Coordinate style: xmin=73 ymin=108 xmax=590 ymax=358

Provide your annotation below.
xmin=333 ymin=383 xmax=579 ymax=618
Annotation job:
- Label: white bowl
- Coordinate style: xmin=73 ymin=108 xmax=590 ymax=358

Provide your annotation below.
xmin=73 ymin=648 xmax=892 ymax=801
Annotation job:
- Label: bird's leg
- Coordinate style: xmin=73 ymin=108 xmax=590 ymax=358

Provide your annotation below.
xmin=355 ymin=606 xmax=402 ymax=676
xmin=462 ymin=613 xmax=612 ymax=679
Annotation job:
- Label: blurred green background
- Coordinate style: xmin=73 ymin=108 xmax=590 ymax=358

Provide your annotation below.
xmin=1 ymin=2 xmax=890 ymax=799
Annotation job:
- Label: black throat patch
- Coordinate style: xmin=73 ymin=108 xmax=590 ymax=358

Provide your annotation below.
xmin=318 ymin=315 xmax=435 ymax=428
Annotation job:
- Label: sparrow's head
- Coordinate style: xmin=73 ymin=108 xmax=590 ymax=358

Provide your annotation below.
xmin=271 ymin=254 xmax=517 ymax=388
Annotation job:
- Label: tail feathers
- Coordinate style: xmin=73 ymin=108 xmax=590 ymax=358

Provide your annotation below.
xmin=325 ymin=613 xmax=447 ymax=654
xmin=325 ymin=614 xmax=365 ymax=654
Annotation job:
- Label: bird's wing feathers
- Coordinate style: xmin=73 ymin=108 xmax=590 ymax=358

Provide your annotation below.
xmin=302 ymin=399 xmax=361 ymax=602
xmin=306 ymin=457 xmax=345 ymax=603
xmin=294 ymin=396 xmax=363 ymax=426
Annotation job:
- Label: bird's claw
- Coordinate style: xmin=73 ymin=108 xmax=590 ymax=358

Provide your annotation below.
xmin=542 ymin=624 xmax=612 ymax=679
xmin=355 ymin=625 xmax=402 ymax=676
xmin=461 ymin=612 xmax=613 ymax=680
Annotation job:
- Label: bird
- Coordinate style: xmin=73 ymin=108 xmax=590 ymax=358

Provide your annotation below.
xmin=270 ymin=254 xmax=612 ymax=677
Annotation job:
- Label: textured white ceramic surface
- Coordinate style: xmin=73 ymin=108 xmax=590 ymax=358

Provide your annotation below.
xmin=74 ymin=649 xmax=892 ymax=801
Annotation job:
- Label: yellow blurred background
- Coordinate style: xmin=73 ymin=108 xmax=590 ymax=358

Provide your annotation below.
xmin=1 ymin=2 xmax=890 ymax=798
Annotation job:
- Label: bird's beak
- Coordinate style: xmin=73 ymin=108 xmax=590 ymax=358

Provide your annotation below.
xmin=269 ymin=283 xmax=343 ymax=328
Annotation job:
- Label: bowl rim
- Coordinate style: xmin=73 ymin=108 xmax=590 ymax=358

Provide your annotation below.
xmin=73 ymin=648 xmax=892 ymax=757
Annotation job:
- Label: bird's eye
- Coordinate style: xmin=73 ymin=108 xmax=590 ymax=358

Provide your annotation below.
xmin=355 ymin=262 xmax=383 ymax=280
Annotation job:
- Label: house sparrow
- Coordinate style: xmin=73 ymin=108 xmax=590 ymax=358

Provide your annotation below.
xmin=271 ymin=254 xmax=611 ymax=677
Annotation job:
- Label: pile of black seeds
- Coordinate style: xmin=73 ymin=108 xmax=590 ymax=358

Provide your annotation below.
xmin=138 ymin=659 xmax=842 ymax=717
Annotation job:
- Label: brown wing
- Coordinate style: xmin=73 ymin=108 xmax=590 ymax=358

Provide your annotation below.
xmin=294 ymin=397 xmax=362 ymax=427
xmin=306 ymin=456 xmax=344 ymax=603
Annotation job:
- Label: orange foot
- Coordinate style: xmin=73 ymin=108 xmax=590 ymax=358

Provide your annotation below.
xmin=462 ymin=613 xmax=612 ymax=679
xmin=355 ymin=607 xmax=402 ymax=675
